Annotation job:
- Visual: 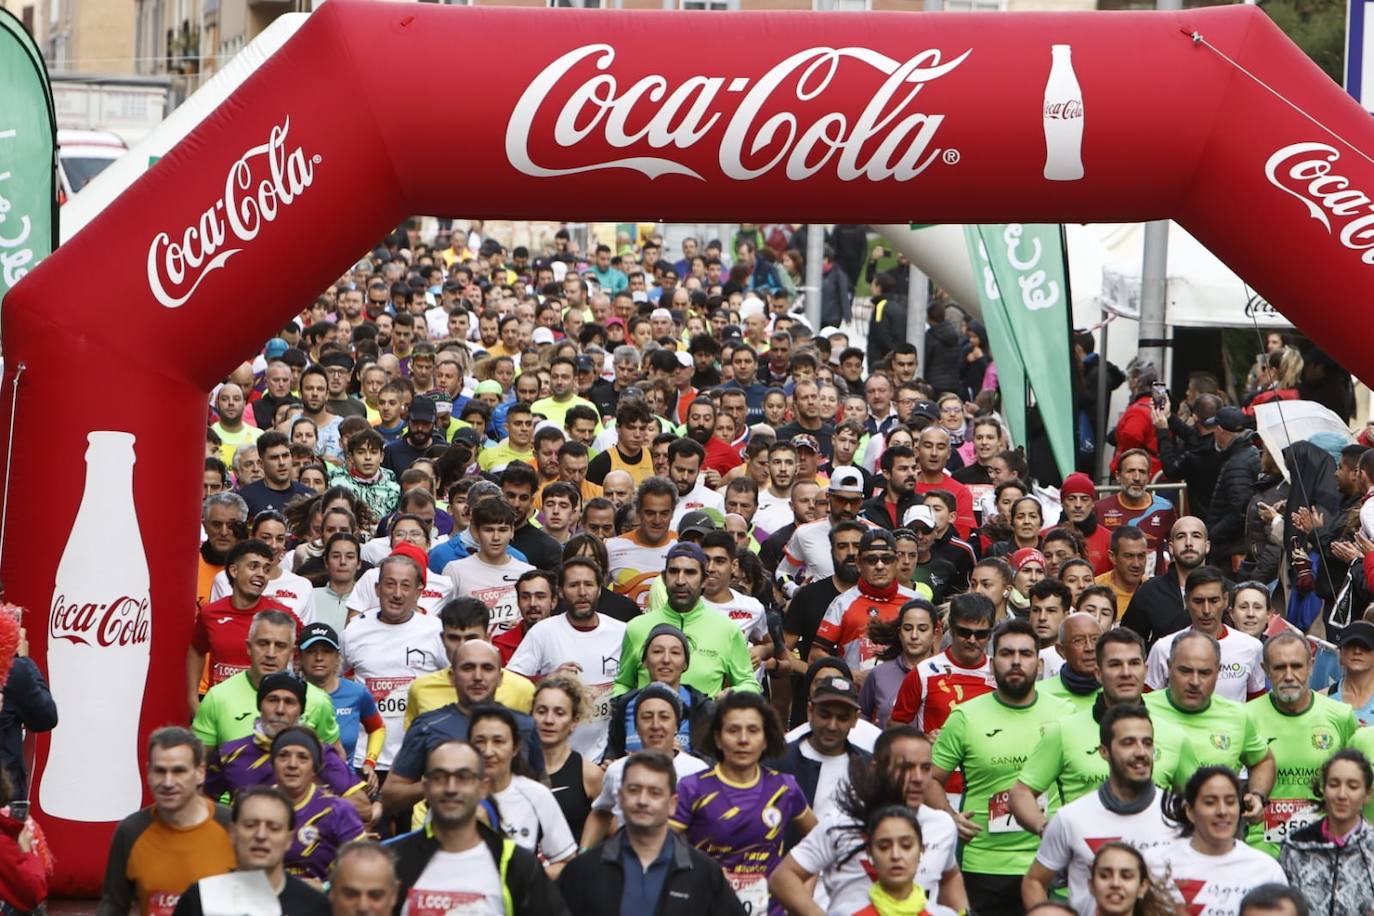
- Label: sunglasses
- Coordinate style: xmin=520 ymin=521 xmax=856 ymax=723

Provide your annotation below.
xmin=860 ymin=553 xmax=896 ymax=566
xmin=953 ymin=624 xmax=992 ymax=641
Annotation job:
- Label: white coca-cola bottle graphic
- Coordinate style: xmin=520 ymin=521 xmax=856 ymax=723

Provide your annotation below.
xmin=1043 ymin=44 xmax=1084 ymax=181
xmin=41 ymin=431 xmax=151 ymax=821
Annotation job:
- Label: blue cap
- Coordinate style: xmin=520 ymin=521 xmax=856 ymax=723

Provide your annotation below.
xmin=265 ymin=339 xmax=289 ymax=359
xmin=665 ymin=541 xmax=708 ymax=570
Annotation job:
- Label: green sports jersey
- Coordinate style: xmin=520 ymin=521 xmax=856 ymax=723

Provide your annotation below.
xmin=1018 ymin=702 xmax=1197 ymax=804
xmin=612 ymin=597 xmax=760 ymax=697
xmin=931 ymin=689 xmax=1072 ymax=875
xmin=1038 ymin=678 xmax=1099 ymax=715
xmin=1143 ymin=689 xmax=1267 ymax=770
xmin=1350 ymin=728 xmax=1374 ymax=822
xmin=1244 ymin=692 xmax=1357 ymax=857
xmin=191 ymin=671 xmax=341 ymax=749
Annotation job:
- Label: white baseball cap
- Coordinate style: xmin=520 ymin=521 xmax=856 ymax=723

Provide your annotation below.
xmin=828 ymin=467 xmax=865 ymax=496
xmin=532 ymin=327 xmax=555 ymax=345
xmin=902 ymin=505 xmax=936 ymax=530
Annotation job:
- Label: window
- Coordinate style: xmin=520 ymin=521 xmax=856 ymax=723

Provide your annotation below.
xmin=943 ymin=0 xmax=1005 ymax=9
xmin=682 ymin=0 xmax=729 ymax=9
xmin=816 ymin=0 xmax=871 ymax=9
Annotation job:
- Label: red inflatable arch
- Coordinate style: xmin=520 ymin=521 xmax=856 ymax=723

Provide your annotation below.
xmin=4 ymin=0 xmax=1372 ymax=890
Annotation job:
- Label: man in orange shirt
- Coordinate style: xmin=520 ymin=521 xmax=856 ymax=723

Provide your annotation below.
xmin=197 ymin=494 xmax=246 ymax=613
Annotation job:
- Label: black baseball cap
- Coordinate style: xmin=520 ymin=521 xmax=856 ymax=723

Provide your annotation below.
xmin=811 ymin=674 xmax=861 ymax=709
xmin=298 ymin=623 xmax=340 ymax=652
xmin=859 ymin=528 xmax=898 ymax=554
xmin=408 ymin=396 xmax=437 ymax=423
xmin=1338 ymin=621 xmax=1374 ymax=649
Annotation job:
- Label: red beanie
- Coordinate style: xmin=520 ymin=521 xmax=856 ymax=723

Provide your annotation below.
xmin=1060 ymin=472 xmax=1097 ymax=500
xmin=389 ymin=541 xmax=428 ymax=588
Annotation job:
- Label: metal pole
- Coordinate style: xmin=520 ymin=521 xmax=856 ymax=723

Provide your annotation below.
xmin=1137 ymin=0 xmax=1181 ymax=377
xmin=804 ymin=225 xmax=824 ymax=333
xmin=907 ymin=265 xmax=928 ymax=375
xmin=1096 ymin=311 xmax=1111 ymax=482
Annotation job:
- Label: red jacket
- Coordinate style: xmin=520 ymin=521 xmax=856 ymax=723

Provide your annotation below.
xmin=0 ymin=815 xmax=45 ymax=912
xmin=1111 ymin=395 xmax=1162 ymax=475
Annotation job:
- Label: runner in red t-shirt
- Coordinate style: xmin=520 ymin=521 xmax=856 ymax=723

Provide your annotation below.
xmin=913 ymin=427 xmax=975 ymax=539
xmin=1053 ymin=472 xmax=1113 ymax=575
xmin=188 ymin=540 xmax=297 ymax=707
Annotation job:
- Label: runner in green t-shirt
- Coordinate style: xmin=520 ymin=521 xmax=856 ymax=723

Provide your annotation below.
xmin=929 ymin=616 xmax=1072 ymax=916
xmin=192 ymin=670 xmax=341 ymax=750
xmin=1014 ymin=628 xmax=1195 ymax=833
xmin=1349 ymin=727 xmax=1374 ymax=821
xmin=1141 ymin=629 xmax=1274 ymax=822
xmin=1244 ymin=631 xmax=1358 ymax=857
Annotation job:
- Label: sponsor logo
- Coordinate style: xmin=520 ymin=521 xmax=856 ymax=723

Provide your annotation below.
xmin=1265 ymin=141 xmax=1374 ymax=265
xmin=148 ymin=119 xmax=318 ymax=308
xmin=50 ymin=594 xmax=150 ymax=647
xmin=506 ymin=45 xmax=970 ymax=183
xmin=1311 ymin=731 xmax=1333 ymax=750
xmin=1210 ymin=733 xmax=1231 ymax=751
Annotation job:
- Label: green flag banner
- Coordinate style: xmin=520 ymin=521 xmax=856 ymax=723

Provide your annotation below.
xmin=0 ymin=8 xmax=56 ymax=301
xmin=962 ymin=225 xmax=1074 ymax=479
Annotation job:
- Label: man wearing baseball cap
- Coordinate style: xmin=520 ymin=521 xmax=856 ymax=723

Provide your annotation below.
xmin=768 ymin=674 xmax=866 ymax=841
xmin=903 ymin=505 xmax=958 ymax=604
xmin=777 ymin=466 xmax=875 ymax=594
xmin=295 ymin=624 xmax=387 ymax=793
xmin=382 ymin=395 xmax=443 ymax=476
xmin=811 ymin=529 xmax=918 ymax=671
xmin=613 ymin=542 xmax=759 ymax=698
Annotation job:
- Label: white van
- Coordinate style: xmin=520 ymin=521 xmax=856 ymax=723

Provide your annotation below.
xmin=56 ymin=129 xmax=127 ymax=202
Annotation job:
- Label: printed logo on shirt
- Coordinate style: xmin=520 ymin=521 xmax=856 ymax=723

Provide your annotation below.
xmin=1311 ymin=730 xmax=1333 ymax=750
xmin=1209 ymin=734 xmax=1231 ymax=751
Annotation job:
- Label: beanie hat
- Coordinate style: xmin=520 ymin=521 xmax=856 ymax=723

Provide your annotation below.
xmin=1060 ymin=472 xmax=1097 ymax=500
xmin=270 ymin=726 xmax=322 ymax=770
xmin=642 ymin=623 xmax=691 ymax=667
xmin=1010 ymin=548 xmax=1046 ymax=571
xmin=388 ymin=541 xmax=428 ymax=588
xmin=636 ymin=682 xmax=684 ymax=724
xmin=257 ymin=672 xmax=307 ymax=710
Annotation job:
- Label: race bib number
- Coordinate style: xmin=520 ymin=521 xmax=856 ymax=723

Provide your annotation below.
xmin=1263 ymin=798 xmax=1320 ymax=843
xmin=727 ymin=871 xmax=769 ymax=915
xmin=988 ymin=789 xmax=1043 ymax=833
xmin=147 ymin=891 xmax=180 ymax=916
xmin=589 ymin=682 xmax=614 ymax=724
xmin=365 ymin=676 xmax=414 ymax=718
xmin=211 ymin=661 xmax=247 ymax=685
xmin=405 ymin=889 xmax=490 ymax=916
xmin=472 ymin=585 xmax=517 ymax=634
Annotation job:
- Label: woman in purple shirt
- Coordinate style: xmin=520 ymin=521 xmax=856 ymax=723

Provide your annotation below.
xmin=671 ymin=692 xmax=817 ymax=916
xmin=859 ymin=600 xmax=940 ymax=727
xmin=270 ymin=727 xmax=367 ymax=882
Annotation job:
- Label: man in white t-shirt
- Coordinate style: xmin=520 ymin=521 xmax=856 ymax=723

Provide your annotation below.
xmin=444 ymin=495 xmax=533 ymax=636
xmin=507 ymin=558 xmax=626 ymax=761
xmin=770 ymin=728 xmax=964 ymax=916
xmin=1024 ymin=704 xmax=1176 ymax=914
xmin=349 ymin=517 xmax=453 ymax=618
xmin=666 ymin=438 xmax=725 ymax=530
xmin=391 ymin=740 xmax=564 ymax=915
xmin=1028 ymin=578 xmax=1072 ymax=680
xmin=1145 ymin=565 xmax=1266 ymax=703
xmin=341 ymin=553 xmax=446 ymax=775
xmin=699 ymin=530 xmax=771 ymax=670
xmin=753 ymin=440 xmax=799 ymax=539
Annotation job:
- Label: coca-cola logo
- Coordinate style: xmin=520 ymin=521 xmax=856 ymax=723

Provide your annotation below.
xmin=147 ymin=119 xmax=318 ymax=309
xmin=505 ymin=44 xmax=970 ymax=183
xmin=1043 ymin=99 xmax=1082 ymax=119
xmin=1245 ymin=293 xmax=1278 ymax=320
xmin=1265 ymin=141 xmax=1374 ymax=264
xmin=50 ymin=594 xmax=150 ymax=647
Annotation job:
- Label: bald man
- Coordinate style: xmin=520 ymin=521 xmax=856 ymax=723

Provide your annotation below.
xmin=380 ymin=640 xmax=544 ymax=816
xmin=210 ymin=383 xmax=262 ymax=466
xmin=602 ymin=470 xmax=635 ymax=509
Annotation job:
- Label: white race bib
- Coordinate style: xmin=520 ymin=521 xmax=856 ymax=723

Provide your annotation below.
xmin=727 ymin=871 xmax=769 ymax=915
xmin=1263 ymin=798 xmax=1320 ymax=844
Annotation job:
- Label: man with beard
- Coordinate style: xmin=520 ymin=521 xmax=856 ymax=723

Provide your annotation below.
xmin=508 ymin=558 xmax=626 ymax=762
xmin=251 ymin=361 xmax=296 ymax=429
xmin=1055 ymin=473 xmax=1113 ymax=574
xmin=533 ymin=356 xmax=600 ymax=429
xmin=760 ymin=481 xmax=821 ymax=575
xmin=387 ymin=741 xmax=567 ymax=914
xmin=1012 ymin=627 xmax=1196 ymax=832
xmin=382 ymin=396 xmax=443 ymax=475
xmin=199 ymin=493 xmax=247 ymax=612
xmin=768 ymin=674 xmax=867 ymax=840
xmin=320 ymin=352 xmax=367 ymax=420
xmin=1122 ymin=516 xmax=1212 ymax=649
xmin=238 ymin=432 xmax=313 ymax=516
xmin=753 ymin=440 xmax=800 ymax=540
xmin=298 ymin=367 xmax=343 ymax=463
xmin=1244 ymin=631 xmax=1358 ymax=856
xmin=1022 ymin=705 xmax=1177 ymax=913
xmin=685 ymin=398 xmax=741 ymax=477
xmin=723 ymin=345 xmax=770 ymax=425
xmin=913 ymin=426 xmax=975 ymax=538
xmin=1094 ymin=449 xmax=1177 ymax=575
xmin=862 ymin=445 xmax=918 ymax=530
xmin=210 ymin=383 xmax=261 ymax=467
xmin=779 ymin=521 xmax=865 ymax=722
xmin=810 ymin=529 xmax=918 ymax=672
xmin=666 ymin=438 xmax=725 ymax=529
xmin=777 ymin=468 xmax=871 ymax=591
xmin=1145 ymin=566 xmax=1266 ymax=703
xmin=777 ymin=379 xmax=835 ymax=457
xmin=927 ymin=618 xmax=1072 ymax=916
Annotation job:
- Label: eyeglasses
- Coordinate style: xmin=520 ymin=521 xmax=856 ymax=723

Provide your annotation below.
xmin=952 ymin=624 xmax=992 ymax=640
xmin=423 ymin=768 xmax=481 ymax=787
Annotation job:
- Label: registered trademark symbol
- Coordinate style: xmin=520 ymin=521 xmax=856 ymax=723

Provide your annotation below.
xmin=943 ymin=149 xmax=960 ymax=165
xmin=313 ymin=155 xmax=322 ymax=164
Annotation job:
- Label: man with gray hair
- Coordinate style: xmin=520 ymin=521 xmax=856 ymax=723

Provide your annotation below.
xmin=342 ymin=552 xmax=446 ymax=782
xmin=231 ymin=443 xmax=263 ymax=487
xmin=200 ymin=492 xmax=248 ymax=611
xmin=1143 ymin=627 xmax=1275 ymax=819
xmin=328 ymin=840 xmax=399 ymax=916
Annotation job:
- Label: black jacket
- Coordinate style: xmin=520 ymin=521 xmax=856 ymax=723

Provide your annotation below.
xmin=821 ymin=263 xmax=855 ymax=327
xmin=924 ymin=320 xmax=964 ymax=395
xmin=557 ymin=830 xmax=746 ymax=916
xmin=0 ymin=658 xmax=55 ymax=799
xmin=866 ymin=295 xmax=908 ymax=371
xmin=1205 ymin=433 xmax=1260 ymax=561
xmin=387 ymin=821 xmax=568 ymax=916
xmin=1119 ymin=571 xmax=1190 ymax=652
xmin=1157 ymin=419 xmax=1222 ymax=511
xmin=861 ymin=492 xmax=918 ymax=530
xmin=768 ymin=737 xmax=870 ymax=850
